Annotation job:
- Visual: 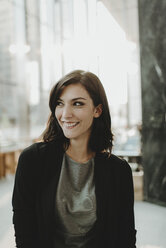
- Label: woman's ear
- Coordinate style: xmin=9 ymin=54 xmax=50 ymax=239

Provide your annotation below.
xmin=94 ymin=104 xmax=102 ymax=118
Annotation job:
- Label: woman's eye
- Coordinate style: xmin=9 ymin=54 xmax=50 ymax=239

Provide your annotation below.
xmin=74 ymin=102 xmax=84 ymax=106
xmin=56 ymin=101 xmax=63 ymax=106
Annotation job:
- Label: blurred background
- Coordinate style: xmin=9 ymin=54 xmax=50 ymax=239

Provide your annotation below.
xmin=0 ymin=0 xmax=166 ymax=247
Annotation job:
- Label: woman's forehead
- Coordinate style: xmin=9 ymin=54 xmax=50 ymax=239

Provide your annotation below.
xmin=59 ymin=83 xmax=90 ymax=99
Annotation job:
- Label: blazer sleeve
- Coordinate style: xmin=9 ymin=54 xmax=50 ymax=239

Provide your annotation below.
xmin=12 ymin=145 xmax=39 ymax=248
xmin=119 ymin=160 xmax=137 ymax=248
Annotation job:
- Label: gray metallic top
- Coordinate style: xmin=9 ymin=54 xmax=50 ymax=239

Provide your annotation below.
xmin=54 ymin=153 xmax=97 ymax=247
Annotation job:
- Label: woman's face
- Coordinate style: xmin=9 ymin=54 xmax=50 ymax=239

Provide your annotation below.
xmin=55 ymin=83 xmax=101 ymax=142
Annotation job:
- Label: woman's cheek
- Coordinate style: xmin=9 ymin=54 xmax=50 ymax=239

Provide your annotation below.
xmin=55 ymin=109 xmax=60 ymax=119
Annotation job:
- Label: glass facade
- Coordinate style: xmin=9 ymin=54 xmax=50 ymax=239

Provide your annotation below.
xmin=0 ymin=0 xmax=141 ymax=153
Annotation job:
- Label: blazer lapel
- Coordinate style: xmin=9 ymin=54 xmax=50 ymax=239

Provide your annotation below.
xmin=94 ymin=153 xmax=118 ymax=246
xmin=38 ymin=141 xmax=64 ymax=240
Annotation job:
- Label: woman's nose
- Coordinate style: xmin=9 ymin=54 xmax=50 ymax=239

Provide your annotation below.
xmin=62 ymin=105 xmax=73 ymax=119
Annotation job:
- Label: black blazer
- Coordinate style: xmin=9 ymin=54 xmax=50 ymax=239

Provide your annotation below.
xmin=12 ymin=140 xmax=137 ymax=248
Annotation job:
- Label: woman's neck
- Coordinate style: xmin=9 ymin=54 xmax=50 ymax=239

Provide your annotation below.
xmin=66 ymin=139 xmax=95 ymax=163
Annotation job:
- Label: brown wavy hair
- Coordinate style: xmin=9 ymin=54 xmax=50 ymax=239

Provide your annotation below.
xmin=41 ymin=70 xmax=113 ymax=154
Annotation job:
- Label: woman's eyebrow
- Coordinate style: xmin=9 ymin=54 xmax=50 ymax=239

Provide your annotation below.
xmin=58 ymin=97 xmax=87 ymax=101
xmin=72 ymin=97 xmax=87 ymax=101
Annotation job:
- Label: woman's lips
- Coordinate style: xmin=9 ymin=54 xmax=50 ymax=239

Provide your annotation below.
xmin=63 ymin=122 xmax=80 ymax=128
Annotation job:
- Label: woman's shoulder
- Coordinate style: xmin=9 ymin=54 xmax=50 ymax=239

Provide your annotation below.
xmin=16 ymin=140 xmax=62 ymax=175
xmin=17 ymin=141 xmax=58 ymax=171
xmin=19 ymin=141 xmax=48 ymax=159
xmin=20 ymin=140 xmax=61 ymax=158
xmin=109 ymin=154 xmax=133 ymax=181
xmin=100 ymin=152 xmax=132 ymax=173
xmin=110 ymin=153 xmax=128 ymax=164
xmin=16 ymin=142 xmax=46 ymax=171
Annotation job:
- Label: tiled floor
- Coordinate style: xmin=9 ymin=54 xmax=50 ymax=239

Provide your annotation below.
xmin=0 ymin=174 xmax=166 ymax=248
xmin=135 ymin=201 xmax=166 ymax=248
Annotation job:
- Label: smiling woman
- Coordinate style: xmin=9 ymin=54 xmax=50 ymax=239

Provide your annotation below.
xmin=42 ymin=70 xmax=113 ymax=156
xmin=12 ymin=70 xmax=137 ymax=248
